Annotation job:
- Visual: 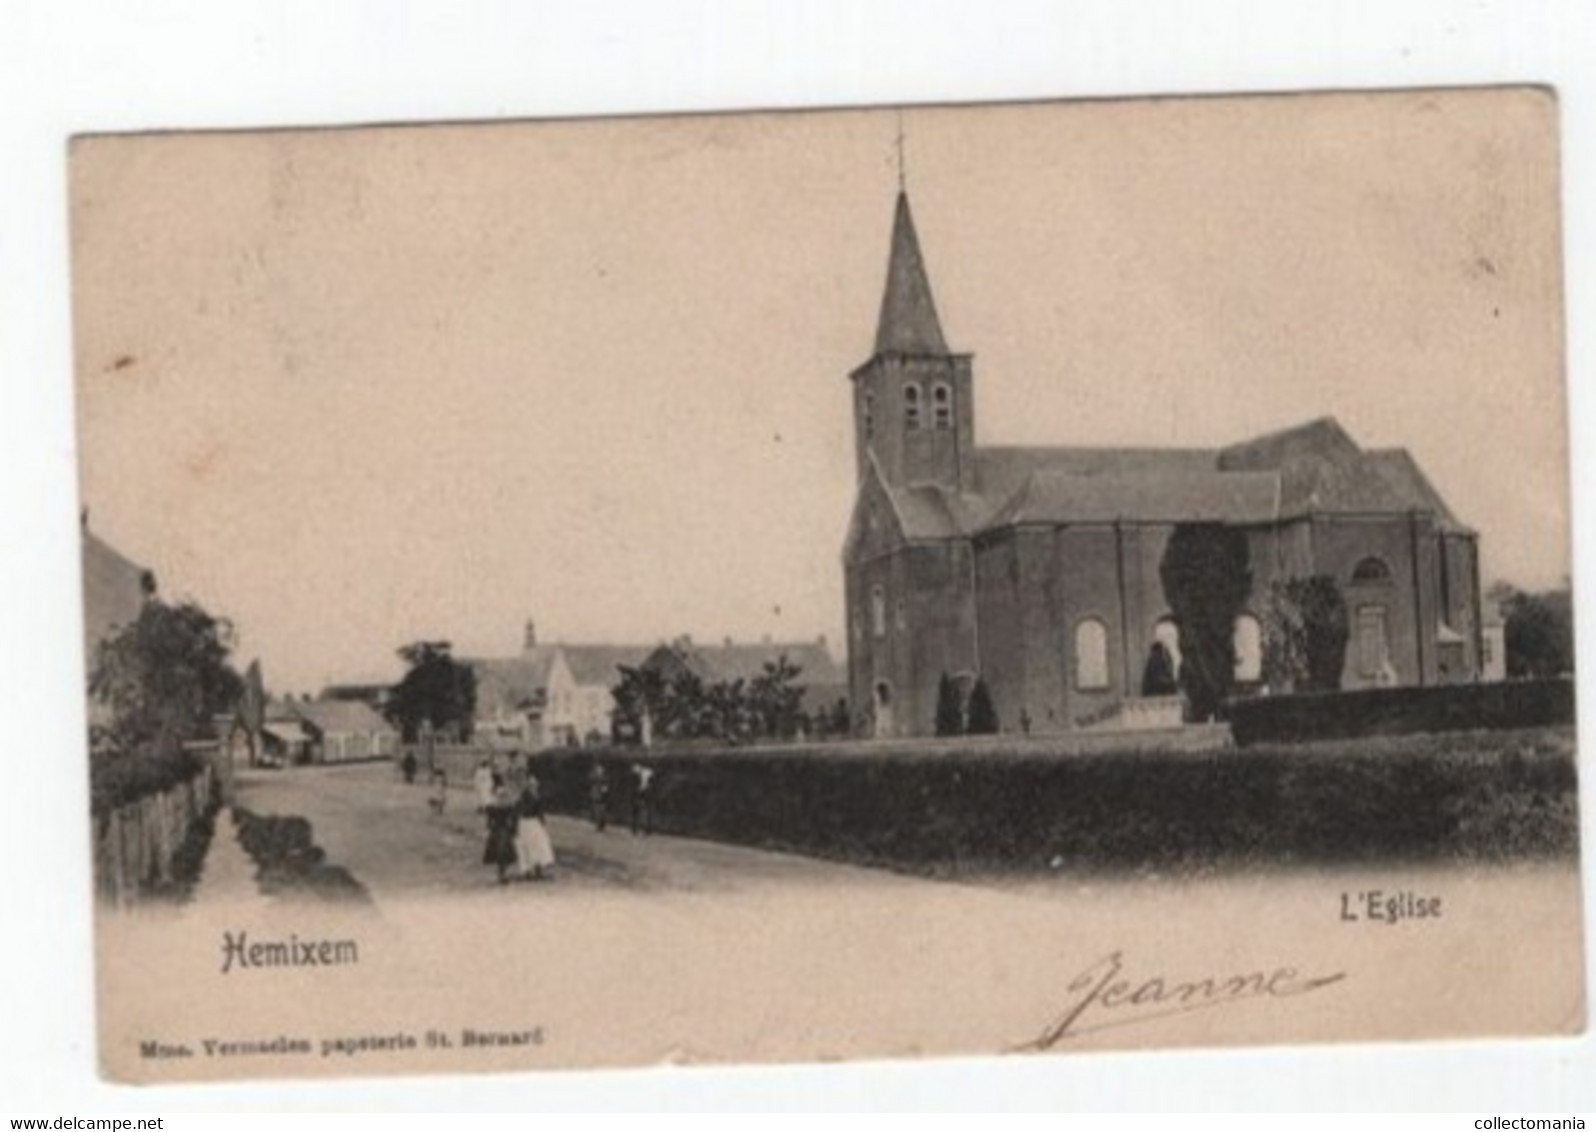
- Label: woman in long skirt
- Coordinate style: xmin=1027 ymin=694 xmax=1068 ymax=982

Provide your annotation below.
xmin=481 ymin=777 xmax=519 ymax=884
xmin=515 ymin=777 xmax=556 ymax=881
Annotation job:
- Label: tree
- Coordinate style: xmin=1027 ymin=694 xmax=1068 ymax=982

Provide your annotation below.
xmin=966 ymin=678 xmax=999 ymax=735
xmin=934 ymin=672 xmax=964 ymax=736
xmin=1295 ymin=576 xmax=1350 ymax=691
xmin=1499 ymin=584 xmax=1575 ymax=678
xmin=388 ymin=641 xmax=476 ymax=743
xmin=748 ymin=654 xmax=806 ymax=742
xmin=611 ymin=664 xmax=670 ymax=744
xmin=1261 ymin=576 xmax=1350 ymax=693
xmin=89 ymin=598 xmax=245 ymax=753
xmin=1159 ymin=523 xmax=1253 ymax=721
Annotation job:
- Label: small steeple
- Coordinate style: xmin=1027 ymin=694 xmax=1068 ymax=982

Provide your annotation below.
xmin=874 ymin=192 xmax=949 ymax=356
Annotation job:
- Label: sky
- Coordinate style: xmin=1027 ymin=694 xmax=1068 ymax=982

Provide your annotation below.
xmin=70 ymin=88 xmax=1569 ymax=694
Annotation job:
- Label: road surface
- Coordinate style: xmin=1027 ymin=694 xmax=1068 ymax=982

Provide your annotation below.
xmin=227 ymin=761 xmax=927 ymax=902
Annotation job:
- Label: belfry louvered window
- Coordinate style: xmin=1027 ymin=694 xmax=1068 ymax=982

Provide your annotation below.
xmin=904 ymin=383 xmax=923 ymax=430
xmin=933 ymin=382 xmax=953 ymax=430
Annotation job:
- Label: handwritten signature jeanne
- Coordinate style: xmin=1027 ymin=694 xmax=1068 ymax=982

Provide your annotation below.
xmin=1015 ymin=951 xmax=1348 ymax=1051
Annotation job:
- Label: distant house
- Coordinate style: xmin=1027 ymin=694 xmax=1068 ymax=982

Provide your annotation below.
xmin=291 ymin=698 xmax=400 ymax=762
xmin=80 ymin=519 xmax=156 ymax=730
xmin=318 ymin=682 xmax=396 ymax=712
xmin=640 ymin=635 xmax=849 ymax=718
xmin=1481 ymin=606 xmax=1508 ymax=683
xmin=80 ymin=520 xmax=154 ymax=678
xmin=260 ymin=700 xmax=315 ymax=765
xmin=469 ymin=621 xmax=650 ymax=750
xmin=557 ymin=645 xmax=659 ymax=744
xmin=470 ymin=622 xmax=849 ymax=749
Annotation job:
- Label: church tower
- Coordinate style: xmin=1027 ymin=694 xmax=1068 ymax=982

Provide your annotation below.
xmin=849 ymin=192 xmax=975 ymax=493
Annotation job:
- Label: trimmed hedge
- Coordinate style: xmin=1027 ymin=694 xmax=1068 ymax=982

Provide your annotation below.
xmin=528 ymin=727 xmax=1578 ymax=874
xmin=89 ymin=741 xmax=206 ymax=815
xmin=1224 ymin=679 xmax=1574 ymax=747
xmin=234 ymin=809 xmax=371 ymax=903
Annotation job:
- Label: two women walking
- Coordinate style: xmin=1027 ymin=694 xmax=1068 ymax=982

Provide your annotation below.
xmin=481 ymin=767 xmax=556 ymax=884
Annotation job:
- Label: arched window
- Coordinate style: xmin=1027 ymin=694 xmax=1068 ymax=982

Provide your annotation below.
xmin=871 ymin=585 xmax=887 ymax=639
xmin=1075 ymin=618 xmax=1110 ymax=691
xmin=1153 ymin=616 xmax=1184 ymax=679
xmin=904 ymin=383 xmax=923 ymax=431
xmin=863 ymin=390 xmax=876 ymax=441
xmin=895 ymin=597 xmax=907 ymax=631
xmin=1233 ymin=613 xmax=1262 ymax=683
xmin=1351 ymin=556 xmax=1392 ymax=585
xmin=932 ymin=382 xmax=953 ymax=430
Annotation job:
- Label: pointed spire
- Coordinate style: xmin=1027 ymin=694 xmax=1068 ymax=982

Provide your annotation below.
xmin=874 ymin=191 xmax=948 ymax=356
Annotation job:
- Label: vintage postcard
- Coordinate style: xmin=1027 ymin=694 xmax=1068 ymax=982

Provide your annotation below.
xmin=71 ymin=88 xmax=1583 ymax=1084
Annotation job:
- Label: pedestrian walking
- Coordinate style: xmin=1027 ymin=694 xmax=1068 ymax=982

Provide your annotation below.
xmin=588 ymin=762 xmax=611 ymax=832
xmin=514 ymin=776 xmax=556 ymax=881
xmin=400 ymin=748 xmax=418 ymax=785
xmin=472 ymin=757 xmax=495 ymax=813
xmin=630 ymin=762 xmax=655 ymax=836
xmin=482 ymin=775 xmax=519 ymax=885
xmin=428 ymin=767 xmax=448 ymax=813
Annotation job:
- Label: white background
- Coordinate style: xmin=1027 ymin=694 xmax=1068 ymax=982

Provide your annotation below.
xmin=1 ymin=0 xmax=1592 ymax=1113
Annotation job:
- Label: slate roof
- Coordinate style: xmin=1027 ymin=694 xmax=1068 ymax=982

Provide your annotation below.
xmin=874 ymin=192 xmax=949 ymax=355
xmin=983 ymin=469 xmax=1282 ymax=529
xmin=469 ymin=644 xmax=653 ymax=717
xmin=1366 ymin=449 xmax=1468 ymax=532
xmin=877 ymin=417 xmax=1470 ymax=540
xmin=80 ymin=527 xmax=151 ymax=663
xmin=469 ymin=649 xmax=560 ymax=715
xmin=974 ymin=446 xmax=1220 ymax=506
xmin=560 ymin=645 xmax=653 ymax=687
xmin=292 ymin=699 xmax=396 ymax=736
xmin=860 ymin=193 xmax=1471 ymax=543
xmin=884 ymin=483 xmax=967 ymax=540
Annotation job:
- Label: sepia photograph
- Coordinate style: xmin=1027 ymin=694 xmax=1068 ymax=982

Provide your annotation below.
xmin=68 ymin=86 xmax=1582 ymax=1085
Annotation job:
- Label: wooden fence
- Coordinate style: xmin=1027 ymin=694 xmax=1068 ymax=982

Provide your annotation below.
xmin=92 ymin=758 xmax=217 ymax=907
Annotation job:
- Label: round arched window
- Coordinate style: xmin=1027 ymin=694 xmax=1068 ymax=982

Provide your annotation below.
xmin=1075 ymin=618 xmax=1110 ymax=691
xmin=1233 ymin=613 xmax=1262 ymax=683
xmin=1351 ymin=557 xmax=1392 ymax=584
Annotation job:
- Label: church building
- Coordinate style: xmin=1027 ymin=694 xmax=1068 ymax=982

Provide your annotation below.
xmin=842 ymin=192 xmax=1484 ymax=737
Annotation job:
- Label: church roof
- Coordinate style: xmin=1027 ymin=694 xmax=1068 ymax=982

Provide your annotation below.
xmin=1366 ymin=449 xmax=1468 ymax=532
xmin=877 ymin=418 xmax=1470 ymax=540
xmin=981 ymin=469 xmax=1282 ymax=530
xmin=885 ymin=483 xmax=969 ymax=540
xmin=874 ymin=192 xmax=949 ymax=356
xmin=1217 ymin=417 xmax=1469 ymax=530
xmin=973 ymin=446 xmax=1219 ymax=508
xmin=1216 ymin=416 xmax=1361 ymax=471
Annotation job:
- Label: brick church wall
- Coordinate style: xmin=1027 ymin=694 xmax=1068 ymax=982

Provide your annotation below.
xmin=1309 ymin=514 xmax=1434 ymax=689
